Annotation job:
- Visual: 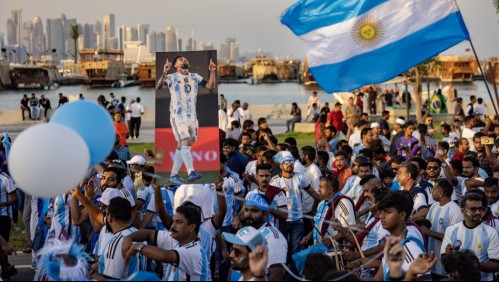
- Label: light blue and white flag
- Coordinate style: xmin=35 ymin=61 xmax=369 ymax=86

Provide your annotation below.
xmin=281 ymin=0 xmax=470 ymax=93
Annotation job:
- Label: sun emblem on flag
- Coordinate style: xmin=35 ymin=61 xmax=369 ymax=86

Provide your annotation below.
xmin=352 ymin=15 xmax=385 ymax=48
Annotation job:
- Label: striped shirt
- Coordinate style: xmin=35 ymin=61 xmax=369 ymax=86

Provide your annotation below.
xmin=258 ymin=222 xmax=288 ymax=268
xmin=144 ymin=186 xmax=174 ymax=230
xmin=99 ymin=226 xmax=145 ymax=280
xmin=221 ymin=172 xmax=244 ymax=227
xmin=165 ymin=73 xmax=205 ymax=120
xmin=270 ymin=174 xmax=310 ymax=222
xmin=426 ymin=201 xmax=463 ymax=276
xmin=244 ymin=160 xmax=259 ymax=193
xmin=137 ymin=185 xmax=155 ymax=229
xmin=313 ymin=193 xmax=355 ymax=242
xmin=442 ymin=221 xmax=499 ymax=281
xmin=489 ymin=199 xmax=499 ymax=218
xmin=0 ymin=172 xmax=15 ymax=218
xmin=361 ymin=216 xmax=389 ymax=251
xmin=51 ymin=193 xmax=80 ymax=241
xmin=155 ymin=231 xmax=210 ymax=281
xmin=302 ymin=163 xmax=322 ymax=213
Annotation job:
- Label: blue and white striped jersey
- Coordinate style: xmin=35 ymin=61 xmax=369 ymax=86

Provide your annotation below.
xmin=221 ymin=172 xmax=243 ymax=227
xmin=155 ymin=230 xmax=210 ymax=281
xmin=442 ymin=221 xmax=499 ymax=281
xmin=165 ymin=72 xmax=205 ymax=120
xmin=0 ymin=172 xmax=15 ymax=218
xmin=426 ymin=201 xmax=463 ymax=276
xmin=270 ymin=174 xmax=310 ymax=222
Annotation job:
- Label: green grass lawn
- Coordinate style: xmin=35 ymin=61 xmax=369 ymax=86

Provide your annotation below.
xmin=275 ymin=132 xmax=316 ymax=147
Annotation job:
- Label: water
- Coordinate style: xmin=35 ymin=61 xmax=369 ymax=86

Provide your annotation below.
xmin=0 ymin=81 xmax=496 ymax=110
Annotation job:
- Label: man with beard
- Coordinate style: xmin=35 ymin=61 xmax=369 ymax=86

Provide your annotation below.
xmin=223 ymin=226 xmax=268 ymax=281
xmin=223 ymin=138 xmax=249 ymax=178
xmin=243 ymin=145 xmax=269 ymax=193
xmin=472 ymin=132 xmax=496 ymax=177
xmin=123 ymin=204 xmax=210 ymax=281
xmin=353 ymin=127 xmax=374 ymax=157
xmin=269 ymin=151 xmax=321 ymax=255
xmin=156 ymin=55 xmax=217 ymax=184
xmin=324 ymin=125 xmax=339 ymax=153
xmin=460 ymin=156 xmax=485 ymax=200
xmin=90 ymin=197 xmax=145 ymax=280
xmin=484 ymin=177 xmax=499 ymax=217
xmin=332 ymin=150 xmax=353 ymax=191
xmin=422 ymin=179 xmax=463 ymax=280
xmin=442 ymin=192 xmax=499 ymax=281
xmin=342 ymin=158 xmax=373 ymax=223
xmin=239 ymin=194 xmax=287 ymax=281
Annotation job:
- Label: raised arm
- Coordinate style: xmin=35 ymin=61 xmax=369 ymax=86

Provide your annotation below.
xmin=213 ymin=178 xmax=227 ymax=229
xmin=156 ymin=59 xmax=171 ymax=90
xmin=152 ymin=179 xmax=173 ymax=229
xmin=205 ymin=59 xmax=217 ymax=90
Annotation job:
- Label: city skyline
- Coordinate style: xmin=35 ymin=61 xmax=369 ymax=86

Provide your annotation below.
xmin=1 ymin=0 xmax=499 ymax=60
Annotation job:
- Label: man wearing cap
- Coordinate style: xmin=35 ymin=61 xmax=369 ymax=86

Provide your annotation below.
xmin=389 ymin=117 xmax=406 ymax=156
xmin=270 ymin=151 xmax=321 ymax=255
xmin=371 ymin=122 xmax=391 ymax=153
xmin=90 ymin=197 xmax=145 ymax=280
xmin=127 ymin=155 xmax=146 ymax=192
xmin=223 ymin=226 xmax=269 ymax=281
xmin=353 ymin=127 xmax=374 ymax=157
xmin=240 ymin=194 xmax=287 ymax=280
xmin=156 ymin=55 xmax=217 ymax=184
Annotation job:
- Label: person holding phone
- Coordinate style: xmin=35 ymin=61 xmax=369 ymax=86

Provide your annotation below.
xmin=396 ymin=122 xmax=418 ymax=158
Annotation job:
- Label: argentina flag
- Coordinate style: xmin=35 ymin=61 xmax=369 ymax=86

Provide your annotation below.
xmin=281 ymin=0 xmax=470 ymax=93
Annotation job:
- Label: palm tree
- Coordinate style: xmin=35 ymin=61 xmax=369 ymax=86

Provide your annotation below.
xmin=70 ymin=24 xmax=79 ymax=64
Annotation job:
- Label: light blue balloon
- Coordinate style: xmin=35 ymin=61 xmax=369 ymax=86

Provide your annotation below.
xmin=51 ymin=100 xmax=114 ymax=165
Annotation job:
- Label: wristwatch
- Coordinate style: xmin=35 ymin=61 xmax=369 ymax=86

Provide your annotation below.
xmin=136 ymin=243 xmax=145 ymax=254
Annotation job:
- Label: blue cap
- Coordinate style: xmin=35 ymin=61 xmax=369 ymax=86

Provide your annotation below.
xmin=245 ymin=194 xmax=270 ymax=211
xmin=222 ymin=226 xmax=267 ymax=250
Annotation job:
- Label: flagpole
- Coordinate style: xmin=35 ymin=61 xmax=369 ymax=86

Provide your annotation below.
xmin=468 ymin=39 xmax=499 ymax=115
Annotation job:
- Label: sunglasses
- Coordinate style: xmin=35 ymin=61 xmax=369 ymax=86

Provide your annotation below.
xmin=282 ymin=161 xmax=295 ymax=165
xmin=427 ymin=166 xmax=440 ymax=170
xmin=465 ymin=206 xmax=484 ymax=213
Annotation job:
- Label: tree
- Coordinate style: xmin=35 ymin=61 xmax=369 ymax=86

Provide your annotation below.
xmin=70 ymin=24 xmax=79 ymax=64
xmin=403 ymin=58 xmax=441 ymax=123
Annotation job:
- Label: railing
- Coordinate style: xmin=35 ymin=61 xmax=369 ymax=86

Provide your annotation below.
xmin=268 ymin=104 xmax=289 ymax=119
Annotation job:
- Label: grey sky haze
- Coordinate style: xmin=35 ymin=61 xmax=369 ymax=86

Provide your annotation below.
xmin=1 ymin=0 xmax=498 ymax=60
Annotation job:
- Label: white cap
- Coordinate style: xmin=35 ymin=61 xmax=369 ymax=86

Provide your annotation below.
xmin=99 ymin=188 xmax=125 ymax=206
xmin=395 ymin=118 xmax=406 ymax=125
xmin=222 ymin=226 xmax=267 ymax=250
xmin=370 ymin=122 xmax=380 ymax=128
xmin=126 ymin=155 xmax=146 ymax=165
xmin=181 ymin=195 xmax=203 ymax=209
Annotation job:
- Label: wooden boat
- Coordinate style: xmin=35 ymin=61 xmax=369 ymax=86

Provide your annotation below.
xmin=436 ymin=55 xmax=477 ymax=83
xmin=276 ymin=59 xmax=300 ymax=82
xmin=7 ymin=64 xmax=60 ymax=89
xmin=80 ymin=49 xmax=126 ymax=87
xmin=218 ymin=63 xmax=249 ymax=83
xmin=248 ymin=55 xmax=279 ymax=84
xmin=301 ymin=58 xmax=317 ymax=86
xmin=137 ymin=63 xmax=156 ymax=87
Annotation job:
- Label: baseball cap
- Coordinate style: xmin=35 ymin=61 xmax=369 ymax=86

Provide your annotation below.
xmin=245 ymin=194 xmax=270 ymax=211
xmin=222 ymin=226 xmax=267 ymax=250
xmin=99 ymin=188 xmax=125 ymax=206
xmin=126 ymin=155 xmax=146 ymax=165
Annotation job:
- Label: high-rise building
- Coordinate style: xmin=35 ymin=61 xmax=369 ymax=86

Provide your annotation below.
xmin=84 ymin=24 xmax=94 ymax=49
xmin=11 ymin=9 xmax=22 ymax=46
xmin=6 ymin=19 xmax=16 ymax=45
xmin=147 ymin=31 xmax=166 ymax=53
xmin=125 ymin=26 xmax=138 ymax=42
xmin=137 ymin=24 xmax=149 ymax=45
xmin=64 ymin=17 xmax=78 ymax=60
xmin=94 ymin=20 xmax=102 ymax=48
xmin=32 ymin=17 xmax=45 ymax=58
xmin=46 ymin=18 xmax=65 ymax=62
xmin=103 ymin=14 xmax=116 ymax=49
xmin=230 ymin=41 xmax=239 ymax=63
xmin=22 ymin=21 xmax=33 ymax=54
xmin=204 ymin=41 xmax=215 ymax=50
xmin=185 ymin=37 xmax=196 ymax=52
xmin=219 ymin=43 xmax=229 ymax=62
xmin=165 ymin=26 xmax=177 ymax=52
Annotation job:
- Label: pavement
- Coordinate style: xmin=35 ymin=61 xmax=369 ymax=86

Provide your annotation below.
xmin=6 ymin=251 xmax=35 ymax=281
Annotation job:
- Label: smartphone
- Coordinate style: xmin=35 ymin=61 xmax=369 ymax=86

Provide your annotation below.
xmin=481 ymin=137 xmax=494 ymax=145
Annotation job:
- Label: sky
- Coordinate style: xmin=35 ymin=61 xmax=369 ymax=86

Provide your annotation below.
xmin=1 ymin=0 xmax=499 ymax=60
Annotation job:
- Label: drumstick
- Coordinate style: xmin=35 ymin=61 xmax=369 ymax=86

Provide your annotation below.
xmin=331 ymin=237 xmax=341 ymax=270
xmin=312 ymin=223 xmax=326 ymax=241
xmin=339 ymin=214 xmax=365 ymax=259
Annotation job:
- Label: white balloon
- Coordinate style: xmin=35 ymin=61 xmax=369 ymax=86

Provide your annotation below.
xmin=8 ymin=124 xmax=90 ymax=198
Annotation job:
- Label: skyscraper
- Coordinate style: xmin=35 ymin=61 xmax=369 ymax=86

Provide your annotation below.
xmin=125 ymin=26 xmax=138 ymax=42
xmin=137 ymin=24 xmax=149 ymax=45
xmin=46 ymin=18 xmax=65 ymax=62
xmin=22 ymin=21 xmax=33 ymax=54
xmin=94 ymin=20 xmax=102 ymax=48
xmin=165 ymin=26 xmax=177 ymax=52
xmin=6 ymin=19 xmax=16 ymax=45
xmin=103 ymin=14 xmax=115 ymax=37
xmin=147 ymin=31 xmax=165 ymax=53
xmin=32 ymin=16 xmax=45 ymax=58
xmin=11 ymin=9 xmax=22 ymax=46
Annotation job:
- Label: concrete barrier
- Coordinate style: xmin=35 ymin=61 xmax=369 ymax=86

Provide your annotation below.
xmin=294 ymin=122 xmax=315 ymax=133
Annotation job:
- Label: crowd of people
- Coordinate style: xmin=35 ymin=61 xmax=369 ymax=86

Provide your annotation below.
xmin=0 ymin=88 xmax=497 ymax=281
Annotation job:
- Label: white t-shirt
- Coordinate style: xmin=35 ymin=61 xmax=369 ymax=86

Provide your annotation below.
xmin=461 ymin=127 xmax=477 ymax=151
xmin=426 ymin=201 xmax=463 ymax=276
xmin=219 ymin=109 xmax=228 ymax=132
xmin=348 ymin=131 xmax=362 ymax=148
xmin=0 ymin=173 xmax=16 ymax=218
xmin=258 ymin=223 xmax=288 ymax=268
xmin=156 ymin=230 xmax=210 ymax=281
xmin=174 ymin=184 xmax=215 ymax=219
xmin=240 ymin=109 xmax=253 ymax=123
xmin=442 ymin=221 xmax=499 ymax=281
xmin=302 ymin=163 xmax=322 ymax=213
xmin=129 ymin=102 xmax=144 ymax=118
xmin=293 ymin=161 xmax=306 ymax=175
xmin=244 ymin=160 xmax=258 ymax=192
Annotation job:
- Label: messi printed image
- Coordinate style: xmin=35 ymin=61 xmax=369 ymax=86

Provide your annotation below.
xmin=155 ymin=51 xmax=219 ymax=184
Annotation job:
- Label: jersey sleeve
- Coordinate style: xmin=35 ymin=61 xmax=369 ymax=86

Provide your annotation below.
xmin=145 ymin=194 xmax=157 ymax=213
xmin=155 ymin=230 xmax=175 ymax=250
xmin=336 ymin=199 xmax=356 ymax=226
xmin=5 ymin=176 xmax=16 ymax=194
xmin=136 ymin=187 xmax=147 ymax=202
xmin=413 ymin=192 xmax=428 ymax=212
xmin=299 ymin=175 xmax=311 ymax=190
xmin=274 ymin=191 xmax=288 ymax=207
xmin=487 ymin=227 xmax=499 ymax=260
xmin=119 ymin=188 xmax=136 ymax=208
